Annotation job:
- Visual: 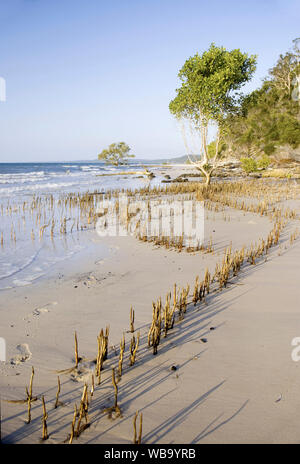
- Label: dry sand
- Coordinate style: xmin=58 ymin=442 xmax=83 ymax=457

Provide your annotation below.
xmin=1 ymin=179 xmax=300 ymax=444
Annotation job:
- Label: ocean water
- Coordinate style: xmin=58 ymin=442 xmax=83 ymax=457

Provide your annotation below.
xmin=0 ymin=162 xmax=157 ymax=198
xmin=0 ymin=162 xmax=162 ymax=290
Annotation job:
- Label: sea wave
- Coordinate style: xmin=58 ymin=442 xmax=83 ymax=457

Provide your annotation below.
xmin=0 ymin=171 xmax=46 ymax=184
xmin=0 ymin=181 xmax=80 ymax=194
xmin=62 ymin=165 xmax=80 ymax=168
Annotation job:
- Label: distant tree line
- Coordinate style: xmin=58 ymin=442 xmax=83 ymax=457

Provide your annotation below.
xmin=223 ymin=39 xmax=300 ymax=159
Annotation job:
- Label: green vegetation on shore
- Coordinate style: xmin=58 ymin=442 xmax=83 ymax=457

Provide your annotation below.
xmin=169 ymin=43 xmax=257 ymax=185
xmin=98 ymin=142 xmax=135 ymax=166
xmin=223 ymin=39 xmax=300 ymax=159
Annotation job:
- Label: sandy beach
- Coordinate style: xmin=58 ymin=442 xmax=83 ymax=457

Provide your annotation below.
xmin=1 ymin=171 xmax=300 ymax=444
xmin=1 ymin=0 xmax=300 ymax=450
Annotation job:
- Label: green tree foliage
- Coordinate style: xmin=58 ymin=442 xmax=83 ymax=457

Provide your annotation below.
xmin=169 ymin=43 xmax=256 ymax=185
xmin=224 ymin=39 xmax=300 ymax=158
xmin=207 ymin=140 xmax=226 ymax=159
xmin=257 ymin=154 xmax=271 ymax=169
xmin=98 ymin=142 xmax=134 ymax=166
xmin=240 ymin=157 xmax=257 ymax=174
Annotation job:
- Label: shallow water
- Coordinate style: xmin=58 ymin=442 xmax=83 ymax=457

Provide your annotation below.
xmin=0 ymin=162 xmax=162 ymax=290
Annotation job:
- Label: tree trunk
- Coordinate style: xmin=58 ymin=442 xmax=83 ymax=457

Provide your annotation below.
xmin=205 ymin=171 xmax=211 ymax=186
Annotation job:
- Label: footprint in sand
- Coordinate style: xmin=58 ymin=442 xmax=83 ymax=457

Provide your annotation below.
xmin=70 ymin=361 xmax=95 ymax=383
xmin=10 ymin=343 xmax=32 ymax=365
xmin=71 ymin=369 xmax=94 ymax=384
xmin=24 ymin=302 xmax=57 ymax=322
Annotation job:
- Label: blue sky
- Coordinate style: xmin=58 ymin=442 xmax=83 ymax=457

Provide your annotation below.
xmin=0 ymin=0 xmax=299 ymax=162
